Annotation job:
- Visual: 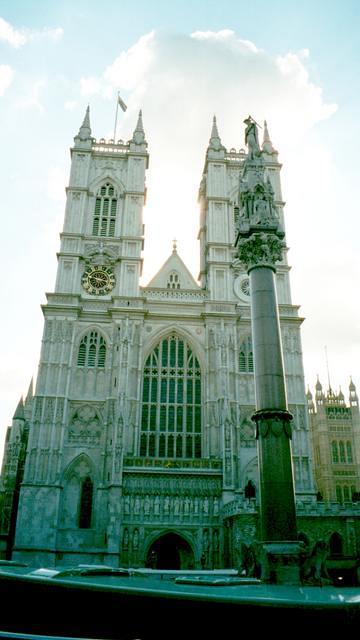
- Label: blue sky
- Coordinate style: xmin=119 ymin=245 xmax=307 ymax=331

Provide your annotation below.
xmin=0 ymin=1 xmax=359 ymax=456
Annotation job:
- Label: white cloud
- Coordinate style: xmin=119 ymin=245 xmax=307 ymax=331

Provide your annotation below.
xmin=80 ymin=75 xmax=103 ymax=96
xmin=0 ymin=64 xmax=14 ymax=95
xmin=64 ymin=100 xmax=78 ymax=111
xmin=0 ymin=16 xmax=63 ymax=47
xmin=17 ymin=79 xmax=46 ymax=112
xmin=103 ymin=31 xmax=155 ymax=91
xmin=0 ymin=16 xmax=26 ymax=47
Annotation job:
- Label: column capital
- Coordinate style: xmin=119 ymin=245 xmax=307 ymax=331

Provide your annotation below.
xmin=236 ymin=231 xmax=285 ymax=272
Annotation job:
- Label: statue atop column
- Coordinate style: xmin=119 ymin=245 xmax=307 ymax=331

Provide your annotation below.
xmin=244 ymin=116 xmax=261 ymax=160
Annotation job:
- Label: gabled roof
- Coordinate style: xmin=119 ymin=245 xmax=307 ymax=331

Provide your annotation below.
xmin=145 ymin=247 xmax=200 ymax=291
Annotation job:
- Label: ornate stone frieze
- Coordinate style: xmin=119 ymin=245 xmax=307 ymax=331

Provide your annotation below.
xmin=121 ymin=492 xmax=221 ymax=522
xmin=123 ymin=474 xmax=221 ymax=497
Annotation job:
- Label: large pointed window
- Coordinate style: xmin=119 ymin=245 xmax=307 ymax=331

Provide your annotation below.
xmin=239 ymin=336 xmax=254 ymax=373
xmin=77 ymin=331 xmax=106 ymax=368
xmin=92 ymin=182 xmax=118 ymax=237
xmin=140 ymin=334 xmax=202 ymax=458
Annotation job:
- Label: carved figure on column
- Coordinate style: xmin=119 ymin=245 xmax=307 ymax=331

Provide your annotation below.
xmin=244 ymin=116 xmax=261 ymax=160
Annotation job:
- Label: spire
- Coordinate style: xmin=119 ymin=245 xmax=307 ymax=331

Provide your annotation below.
xmin=74 ymin=105 xmax=92 ymax=149
xmin=262 ymin=120 xmax=276 ymax=154
xmin=131 ymin=110 xmax=146 ymax=145
xmin=208 ymin=115 xmax=224 ymax=151
xmin=172 ymin=238 xmax=177 ymax=253
xmin=13 ymin=397 xmax=25 ymax=421
xmin=25 ymin=378 xmax=33 ymax=404
xmin=78 ymin=105 xmax=91 ymax=140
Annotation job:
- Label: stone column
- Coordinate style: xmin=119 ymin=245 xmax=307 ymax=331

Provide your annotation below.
xmin=235 ymin=118 xmax=299 ymax=582
xmin=251 ymin=265 xmax=297 ymax=542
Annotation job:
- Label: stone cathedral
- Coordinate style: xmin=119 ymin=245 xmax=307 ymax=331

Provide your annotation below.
xmin=0 ymin=108 xmax=324 ymax=569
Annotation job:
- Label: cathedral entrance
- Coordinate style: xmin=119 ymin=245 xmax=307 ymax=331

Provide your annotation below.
xmin=146 ymin=533 xmax=194 ymax=569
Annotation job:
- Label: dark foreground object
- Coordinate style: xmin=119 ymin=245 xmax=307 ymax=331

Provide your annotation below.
xmin=1 ymin=564 xmax=360 ymax=639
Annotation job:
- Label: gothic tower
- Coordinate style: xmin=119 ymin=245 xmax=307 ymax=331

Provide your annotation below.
xmin=1 ymin=111 xmax=315 ymax=569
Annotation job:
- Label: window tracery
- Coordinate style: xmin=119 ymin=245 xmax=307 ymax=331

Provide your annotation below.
xmin=140 ymin=334 xmax=201 ymax=458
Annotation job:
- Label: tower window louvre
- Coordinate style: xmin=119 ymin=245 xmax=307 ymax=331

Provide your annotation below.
xmin=92 ymin=182 xmax=118 ymax=237
xmin=77 ymin=331 xmax=107 ymax=368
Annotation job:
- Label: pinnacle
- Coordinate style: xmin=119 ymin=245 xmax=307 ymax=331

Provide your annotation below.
xmin=77 ymin=105 xmax=92 ymax=141
xmin=25 ymin=377 xmax=33 ymax=403
xmin=208 ymin=115 xmax=224 ymax=151
xmin=262 ymin=120 xmax=276 ymax=154
xmin=135 ymin=109 xmax=144 ymax=133
xmin=13 ymin=397 xmax=25 ymax=421
xmin=131 ymin=110 xmax=146 ymax=144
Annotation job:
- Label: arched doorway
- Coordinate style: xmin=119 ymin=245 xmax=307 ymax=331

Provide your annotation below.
xmin=146 ymin=533 xmax=195 ymax=569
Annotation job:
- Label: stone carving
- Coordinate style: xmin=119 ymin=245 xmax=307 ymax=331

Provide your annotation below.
xmin=34 ymin=397 xmax=43 ymax=422
xmin=239 ymin=414 xmax=256 ymax=446
xmin=144 ymin=495 xmax=151 ymax=515
xmin=154 ymin=496 xmax=160 ymax=515
xmin=300 ymin=539 xmax=332 ymax=585
xmin=122 ymin=528 xmax=129 ymax=549
xmin=44 ymin=398 xmax=55 ymax=422
xmin=203 ymin=497 xmax=209 ymax=515
xmin=55 ymin=399 xmax=65 ymax=423
xmin=124 ymin=495 xmax=130 ymax=515
xmin=237 ymin=232 xmax=285 ymax=272
xmin=255 ymin=410 xmax=293 ymax=440
xmin=67 ymin=405 xmax=101 ymax=446
xmin=244 ymin=116 xmax=261 ymax=160
xmin=123 ymin=474 xmax=221 ymax=497
xmin=132 ymin=528 xmax=139 ymax=549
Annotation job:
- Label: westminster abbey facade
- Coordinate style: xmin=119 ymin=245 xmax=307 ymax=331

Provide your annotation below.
xmin=1 ymin=108 xmax=359 ymax=570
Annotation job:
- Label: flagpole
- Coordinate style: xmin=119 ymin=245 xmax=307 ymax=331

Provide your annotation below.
xmin=113 ymin=92 xmax=119 ymax=142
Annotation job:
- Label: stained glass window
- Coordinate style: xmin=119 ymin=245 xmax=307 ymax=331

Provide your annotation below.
xmin=140 ymin=334 xmax=202 ymax=458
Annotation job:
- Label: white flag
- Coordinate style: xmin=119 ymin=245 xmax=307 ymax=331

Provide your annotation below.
xmin=117 ymin=94 xmax=127 ymax=112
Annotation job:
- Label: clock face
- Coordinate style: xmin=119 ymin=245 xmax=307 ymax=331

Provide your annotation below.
xmin=81 ymin=265 xmax=115 ymax=296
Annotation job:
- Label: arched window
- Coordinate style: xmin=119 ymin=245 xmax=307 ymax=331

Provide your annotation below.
xmin=77 ymin=331 xmax=106 ymax=368
xmin=329 ymin=532 xmax=343 ymax=556
xmin=167 ymin=271 xmax=181 ymax=290
xmin=239 ymin=336 xmax=254 ymax=373
xmin=92 ymin=182 xmax=117 ymax=237
xmin=346 ymin=441 xmax=353 ymax=463
xmin=339 ymin=441 xmax=346 ymax=463
xmin=78 ymin=476 xmax=93 ymax=528
xmin=343 ymin=485 xmax=350 ymax=502
xmin=332 ymin=441 xmax=339 ymax=464
xmin=140 ymin=334 xmax=201 ymax=458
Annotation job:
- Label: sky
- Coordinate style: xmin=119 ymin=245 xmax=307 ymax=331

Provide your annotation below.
xmin=0 ymin=0 xmax=359 ymax=458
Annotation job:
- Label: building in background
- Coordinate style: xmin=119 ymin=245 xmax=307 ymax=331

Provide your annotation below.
xmin=0 ymin=109 xmax=359 ymax=570
xmin=308 ymin=380 xmax=360 ymax=503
